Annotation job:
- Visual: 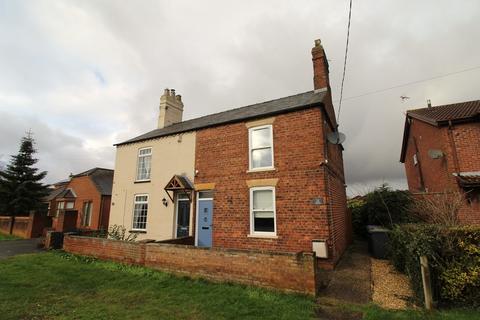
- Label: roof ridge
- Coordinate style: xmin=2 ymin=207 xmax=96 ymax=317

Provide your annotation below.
xmin=73 ymin=167 xmax=114 ymax=177
xmin=407 ymin=99 xmax=480 ymax=113
xmin=116 ymin=90 xmax=324 ymax=146
xmin=138 ymin=90 xmax=316 ymax=135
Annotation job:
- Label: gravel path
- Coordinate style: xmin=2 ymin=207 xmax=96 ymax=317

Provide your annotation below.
xmin=371 ymin=258 xmax=415 ymax=310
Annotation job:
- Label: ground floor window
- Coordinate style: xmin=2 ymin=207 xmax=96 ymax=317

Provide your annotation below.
xmin=132 ymin=194 xmax=149 ymax=231
xmin=250 ymin=187 xmax=276 ymax=235
xmin=82 ymin=201 xmax=93 ymax=227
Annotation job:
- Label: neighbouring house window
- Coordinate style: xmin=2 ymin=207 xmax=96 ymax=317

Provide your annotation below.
xmin=250 ymin=187 xmax=276 ymax=235
xmin=66 ymin=201 xmax=75 ymax=209
xmin=56 ymin=201 xmax=65 ymax=217
xmin=249 ymin=125 xmax=274 ymax=170
xmin=82 ymin=201 xmax=93 ymax=227
xmin=413 ymin=153 xmax=418 ymax=165
xmin=132 ymin=194 xmax=149 ymax=230
xmin=136 ymin=147 xmax=152 ymax=181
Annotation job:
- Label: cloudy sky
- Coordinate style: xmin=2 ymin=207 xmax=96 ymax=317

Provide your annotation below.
xmin=1 ymin=0 xmax=479 ymax=195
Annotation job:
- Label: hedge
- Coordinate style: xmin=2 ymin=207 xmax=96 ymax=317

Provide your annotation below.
xmin=349 ymin=185 xmax=416 ymax=238
xmin=388 ymin=224 xmax=480 ymax=308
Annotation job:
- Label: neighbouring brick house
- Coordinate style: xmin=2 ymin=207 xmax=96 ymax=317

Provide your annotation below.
xmin=109 ymin=39 xmax=349 ymax=267
xmin=400 ymin=100 xmax=480 ymax=224
xmin=48 ymin=168 xmax=114 ymax=232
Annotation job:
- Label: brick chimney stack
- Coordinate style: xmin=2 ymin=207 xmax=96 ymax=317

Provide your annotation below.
xmin=311 ymin=39 xmax=330 ymax=91
xmin=158 ymin=88 xmax=184 ymax=128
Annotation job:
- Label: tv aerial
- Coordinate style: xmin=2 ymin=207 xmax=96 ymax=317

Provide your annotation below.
xmin=428 ymin=149 xmax=444 ymax=159
xmin=327 ymin=131 xmax=346 ymax=145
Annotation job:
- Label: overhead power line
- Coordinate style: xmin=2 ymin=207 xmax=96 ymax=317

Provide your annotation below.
xmin=336 ymin=0 xmax=353 ymax=125
xmin=337 ymin=64 xmax=480 ymax=102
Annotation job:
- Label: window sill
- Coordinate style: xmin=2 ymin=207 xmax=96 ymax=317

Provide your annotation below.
xmin=246 ymin=167 xmax=276 ymax=173
xmin=129 ymin=230 xmax=147 ymax=234
xmin=134 ymin=180 xmax=151 ymax=184
xmin=247 ymin=234 xmax=278 ymax=239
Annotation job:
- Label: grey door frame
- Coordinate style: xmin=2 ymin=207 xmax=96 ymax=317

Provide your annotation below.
xmin=195 ymin=192 xmax=213 ymax=247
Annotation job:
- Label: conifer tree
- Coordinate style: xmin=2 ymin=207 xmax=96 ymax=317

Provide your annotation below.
xmin=0 ymin=132 xmax=48 ymax=217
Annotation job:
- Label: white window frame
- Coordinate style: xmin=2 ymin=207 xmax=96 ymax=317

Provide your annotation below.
xmin=413 ymin=153 xmax=418 ymax=166
xmin=136 ymin=147 xmax=152 ymax=182
xmin=248 ymin=125 xmax=274 ymax=171
xmin=82 ymin=201 xmax=93 ymax=227
xmin=56 ymin=201 xmax=65 ymax=217
xmin=249 ymin=186 xmax=277 ymax=236
xmin=132 ymin=194 xmax=149 ymax=231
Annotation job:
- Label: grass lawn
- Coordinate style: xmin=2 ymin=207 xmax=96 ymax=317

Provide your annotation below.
xmin=0 ymin=233 xmax=20 ymax=240
xmin=317 ymin=299 xmax=480 ymax=320
xmin=0 ymin=252 xmax=316 ymax=320
xmin=353 ymin=304 xmax=479 ymax=320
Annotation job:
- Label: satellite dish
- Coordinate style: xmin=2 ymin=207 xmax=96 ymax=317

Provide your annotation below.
xmin=428 ymin=149 xmax=444 ymax=159
xmin=327 ymin=131 xmax=346 ymax=144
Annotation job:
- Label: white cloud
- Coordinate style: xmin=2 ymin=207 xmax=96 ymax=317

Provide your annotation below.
xmin=0 ymin=0 xmax=479 ymax=191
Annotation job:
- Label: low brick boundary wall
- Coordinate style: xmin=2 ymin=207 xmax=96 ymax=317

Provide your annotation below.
xmin=0 ymin=216 xmax=12 ymax=235
xmin=63 ymin=235 xmax=317 ymax=296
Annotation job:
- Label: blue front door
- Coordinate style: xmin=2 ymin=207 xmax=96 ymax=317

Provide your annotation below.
xmin=197 ymin=199 xmax=213 ymax=247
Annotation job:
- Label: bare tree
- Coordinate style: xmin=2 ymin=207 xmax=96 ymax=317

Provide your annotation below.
xmin=410 ymin=190 xmax=466 ymax=226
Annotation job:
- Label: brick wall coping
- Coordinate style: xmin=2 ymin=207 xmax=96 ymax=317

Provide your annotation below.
xmin=66 ymin=235 xmax=316 ymax=258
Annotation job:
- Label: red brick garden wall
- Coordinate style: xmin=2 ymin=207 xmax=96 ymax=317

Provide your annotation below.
xmin=63 ymin=235 xmax=145 ymax=265
xmin=63 ymin=235 xmax=317 ymax=296
xmin=0 ymin=216 xmax=12 ymax=235
xmin=0 ymin=212 xmax=50 ymax=238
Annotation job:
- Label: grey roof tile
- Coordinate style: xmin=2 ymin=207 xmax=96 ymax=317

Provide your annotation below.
xmin=116 ymin=90 xmax=326 ymax=146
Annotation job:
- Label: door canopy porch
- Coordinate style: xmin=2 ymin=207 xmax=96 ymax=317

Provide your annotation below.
xmin=164 ymin=175 xmax=194 ymax=202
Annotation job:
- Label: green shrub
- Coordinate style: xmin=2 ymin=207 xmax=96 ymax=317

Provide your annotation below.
xmin=349 ymin=184 xmax=415 ymax=237
xmin=388 ymin=224 xmax=480 ymax=308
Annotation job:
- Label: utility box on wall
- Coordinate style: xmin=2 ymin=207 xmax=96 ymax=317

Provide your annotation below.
xmin=312 ymin=239 xmax=328 ymax=258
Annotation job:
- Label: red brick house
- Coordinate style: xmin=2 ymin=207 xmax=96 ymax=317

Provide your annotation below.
xmin=400 ymin=100 xmax=480 ymax=224
xmin=48 ymin=168 xmax=114 ymax=232
xmin=110 ymin=39 xmax=350 ymax=268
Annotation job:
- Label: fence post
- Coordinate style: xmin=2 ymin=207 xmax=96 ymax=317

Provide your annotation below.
xmin=420 ymin=255 xmax=433 ymax=310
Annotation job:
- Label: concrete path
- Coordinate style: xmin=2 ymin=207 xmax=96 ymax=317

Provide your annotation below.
xmin=315 ymin=241 xmax=372 ymax=319
xmin=0 ymin=238 xmax=44 ymax=259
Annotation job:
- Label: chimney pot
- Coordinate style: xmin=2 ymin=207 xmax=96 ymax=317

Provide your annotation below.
xmin=176 ymin=94 xmax=182 ymax=102
xmin=163 ymin=88 xmax=169 ymax=96
xmin=171 ymin=89 xmax=176 ymax=97
xmin=427 ymin=99 xmax=432 ymax=108
xmin=314 ymin=39 xmax=322 ymax=47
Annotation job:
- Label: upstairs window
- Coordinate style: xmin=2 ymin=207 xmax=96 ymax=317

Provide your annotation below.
xmin=249 ymin=125 xmax=274 ymax=170
xmin=132 ymin=194 xmax=149 ymax=230
xmin=250 ymin=187 xmax=276 ymax=235
xmin=136 ymin=147 xmax=152 ymax=181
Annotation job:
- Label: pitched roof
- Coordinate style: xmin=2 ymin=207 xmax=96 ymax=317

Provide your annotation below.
xmin=45 ymin=184 xmax=67 ymax=201
xmin=72 ymin=167 xmax=114 ymax=195
xmin=406 ymin=100 xmax=480 ymax=126
xmin=116 ymin=90 xmax=327 ymax=146
xmin=400 ymin=99 xmax=480 ymax=162
xmin=57 ymin=188 xmax=76 ymax=199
